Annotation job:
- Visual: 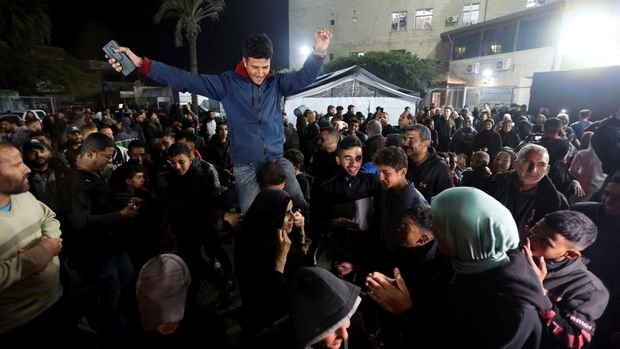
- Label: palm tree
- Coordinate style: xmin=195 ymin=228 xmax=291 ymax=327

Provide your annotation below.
xmin=0 ymin=0 xmax=51 ymax=48
xmin=154 ymin=0 xmax=225 ymax=112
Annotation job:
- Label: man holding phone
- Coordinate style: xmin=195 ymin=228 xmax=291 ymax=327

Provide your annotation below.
xmin=107 ymin=28 xmax=332 ymax=213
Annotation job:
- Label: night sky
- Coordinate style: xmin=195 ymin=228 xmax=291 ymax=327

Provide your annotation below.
xmin=45 ymin=0 xmax=289 ymax=73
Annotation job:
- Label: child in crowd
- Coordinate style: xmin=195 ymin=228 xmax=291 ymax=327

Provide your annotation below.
xmin=460 ymin=150 xmax=492 ymax=191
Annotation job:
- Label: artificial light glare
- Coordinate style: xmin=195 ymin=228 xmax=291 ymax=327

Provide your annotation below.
xmin=558 ymin=11 xmax=620 ymax=67
xmin=299 ymin=45 xmax=312 ymax=56
xmin=482 ymin=69 xmax=493 ymax=78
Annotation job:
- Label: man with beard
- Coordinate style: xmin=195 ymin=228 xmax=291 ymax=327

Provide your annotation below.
xmin=314 ymin=136 xmax=382 ymax=284
xmin=60 ymin=126 xmax=83 ymax=169
xmin=22 ymin=139 xmax=70 ymax=213
xmin=402 ymin=124 xmax=452 ymax=202
xmin=64 ymin=133 xmax=141 ymax=335
xmin=0 ymin=143 xmax=66 ymax=343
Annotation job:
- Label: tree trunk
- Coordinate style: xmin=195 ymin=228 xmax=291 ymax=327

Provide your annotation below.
xmin=189 ymin=34 xmax=199 ymax=113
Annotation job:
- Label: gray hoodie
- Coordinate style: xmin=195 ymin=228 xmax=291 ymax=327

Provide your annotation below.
xmin=289 ymin=267 xmax=361 ymax=349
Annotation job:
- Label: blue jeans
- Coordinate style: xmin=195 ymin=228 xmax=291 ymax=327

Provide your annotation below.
xmin=234 ymin=158 xmax=307 ymax=213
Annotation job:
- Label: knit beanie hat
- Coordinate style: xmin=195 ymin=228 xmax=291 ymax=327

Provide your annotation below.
xmin=290 ymin=267 xmax=361 ymax=349
xmin=136 ymin=254 xmax=192 ymax=332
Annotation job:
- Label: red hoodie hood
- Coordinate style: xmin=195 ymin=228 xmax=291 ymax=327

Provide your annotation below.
xmin=234 ymin=60 xmax=274 ymax=81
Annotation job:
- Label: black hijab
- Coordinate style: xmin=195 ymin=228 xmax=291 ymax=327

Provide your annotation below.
xmin=241 ymin=188 xmax=292 ymax=243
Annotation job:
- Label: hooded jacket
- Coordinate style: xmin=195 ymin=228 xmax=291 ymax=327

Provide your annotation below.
xmin=138 ymin=55 xmax=324 ymax=165
xmin=290 ymin=267 xmax=361 ymax=349
xmin=540 ymin=258 xmax=609 ymax=349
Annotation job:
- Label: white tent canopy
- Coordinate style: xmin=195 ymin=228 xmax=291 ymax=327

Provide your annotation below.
xmin=284 ymin=65 xmax=421 ymax=121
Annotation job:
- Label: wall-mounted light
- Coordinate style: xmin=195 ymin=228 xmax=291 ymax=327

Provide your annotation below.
xmin=481 ymin=68 xmax=493 ymax=85
xmin=352 ymin=10 xmax=357 ymax=23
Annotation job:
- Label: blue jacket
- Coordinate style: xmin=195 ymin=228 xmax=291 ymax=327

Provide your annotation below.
xmin=142 ymin=55 xmax=324 ymax=165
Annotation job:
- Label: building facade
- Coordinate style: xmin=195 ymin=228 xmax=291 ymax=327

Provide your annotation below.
xmin=289 ymin=0 xmax=620 ymax=108
xmin=289 ymin=0 xmax=553 ymax=68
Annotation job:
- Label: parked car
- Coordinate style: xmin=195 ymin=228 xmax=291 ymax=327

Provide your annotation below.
xmin=21 ymin=109 xmax=47 ymax=121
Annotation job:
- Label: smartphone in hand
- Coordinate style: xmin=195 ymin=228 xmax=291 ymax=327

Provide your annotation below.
xmin=103 ymin=40 xmax=136 ymax=76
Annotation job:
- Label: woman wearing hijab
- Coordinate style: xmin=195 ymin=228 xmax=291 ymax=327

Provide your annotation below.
xmin=431 ymin=187 xmax=546 ymax=349
xmin=235 ymin=188 xmax=309 ymax=344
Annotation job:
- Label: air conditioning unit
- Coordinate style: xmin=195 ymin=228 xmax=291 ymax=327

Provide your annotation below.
xmin=466 ymin=62 xmax=480 ymax=74
xmin=495 ymin=58 xmax=512 ymax=71
xmin=446 ymin=16 xmax=458 ymax=24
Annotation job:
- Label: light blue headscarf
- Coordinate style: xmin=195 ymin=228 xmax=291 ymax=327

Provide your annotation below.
xmin=431 ymin=187 xmax=519 ymax=274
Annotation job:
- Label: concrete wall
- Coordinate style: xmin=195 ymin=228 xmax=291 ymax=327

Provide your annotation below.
xmin=448 ymin=47 xmax=555 ymax=105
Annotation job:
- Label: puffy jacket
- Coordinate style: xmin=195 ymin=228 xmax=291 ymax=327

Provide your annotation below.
xmin=140 ymin=55 xmax=324 ymax=165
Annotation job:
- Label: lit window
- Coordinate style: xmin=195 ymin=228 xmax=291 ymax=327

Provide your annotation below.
xmin=415 ymin=9 xmax=433 ymax=30
xmin=391 ymin=11 xmax=407 ymax=32
xmin=462 ymin=3 xmax=480 ymax=26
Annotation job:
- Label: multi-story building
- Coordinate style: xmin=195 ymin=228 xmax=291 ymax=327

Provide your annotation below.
xmin=289 ymin=0 xmax=620 ymax=107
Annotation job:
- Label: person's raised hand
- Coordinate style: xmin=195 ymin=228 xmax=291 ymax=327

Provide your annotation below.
xmin=293 ymin=210 xmax=305 ymax=228
xmin=572 ymin=180 xmax=586 ymax=197
xmin=313 ymin=27 xmax=332 ymax=54
xmin=522 ymin=238 xmax=548 ymax=295
xmin=365 ymin=268 xmax=412 ymax=315
xmin=106 ymin=46 xmax=143 ymax=72
xmin=275 ymin=228 xmax=292 ymax=273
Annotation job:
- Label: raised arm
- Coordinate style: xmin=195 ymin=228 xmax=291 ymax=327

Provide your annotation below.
xmin=313 ymin=27 xmax=332 ymax=54
xmin=106 ymin=46 xmax=227 ymax=101
xmin=278 ymin=28 xmax=332 ymax=95
xmin=107 ymin=46 xmax=144 ymax=72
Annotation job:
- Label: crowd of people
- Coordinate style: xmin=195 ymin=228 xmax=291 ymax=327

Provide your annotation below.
xmin=1 ymin=27 xmax=620 ymax=349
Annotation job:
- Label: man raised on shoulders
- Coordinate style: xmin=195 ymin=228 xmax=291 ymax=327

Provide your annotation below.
xmin=108 ymin=28 xmax=332 ymax=213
